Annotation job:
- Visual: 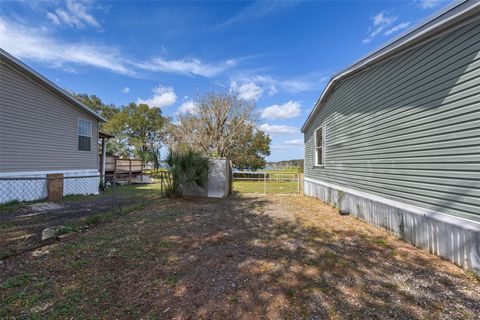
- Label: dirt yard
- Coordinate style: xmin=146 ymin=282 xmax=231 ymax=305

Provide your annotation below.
xmin=1 ymin=195 xmax=479 ymax=319
xmin=0 ymin=183 xmax=163 ymax=258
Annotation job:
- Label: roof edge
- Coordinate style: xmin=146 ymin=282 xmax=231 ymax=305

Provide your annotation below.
xmin=0 ymin=48 xmax=106 ymax=123
xmin=301 ymin=0 xmax=480 ymax=133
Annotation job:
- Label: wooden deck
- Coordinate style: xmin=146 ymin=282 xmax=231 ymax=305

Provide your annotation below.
xmin=103 ymin=156 xmax=143 ymax=175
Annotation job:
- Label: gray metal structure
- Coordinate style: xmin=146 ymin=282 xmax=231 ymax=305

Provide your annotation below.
xmin=302 ymin=0 xmax=480 ymax=272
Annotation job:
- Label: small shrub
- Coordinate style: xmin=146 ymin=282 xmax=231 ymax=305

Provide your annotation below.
xmin=165 ymin=148 xmax=209 ymax=197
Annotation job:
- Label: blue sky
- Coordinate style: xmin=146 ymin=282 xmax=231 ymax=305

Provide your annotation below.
xmin=0 ymin=0 xmax=451 ymax=161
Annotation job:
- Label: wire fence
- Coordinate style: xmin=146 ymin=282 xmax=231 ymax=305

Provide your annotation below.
xmin=0 ymin=172 xmax=172 ymax=259
xmin=0 ymin=170 xmax=299 ymax=258
xmin=232 ymin=172 xmax=302 ymax=195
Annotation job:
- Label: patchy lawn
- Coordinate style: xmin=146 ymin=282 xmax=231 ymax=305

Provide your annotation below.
xmin=1 ymin=195 xmax=479 ymax=319
xmin=0 ymin=182 xmax=164 ymax=259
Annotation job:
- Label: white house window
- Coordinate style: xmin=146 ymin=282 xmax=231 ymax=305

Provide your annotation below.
xmin=314 ymin=125 xmax=325 ymax=166
xmin=78 ymin=119 xmax=92 ymax=151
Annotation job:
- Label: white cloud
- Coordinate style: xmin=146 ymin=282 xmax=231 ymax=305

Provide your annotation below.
xmin=137 ymin=85 xmax=177 ymax=108
xmin=363 ymin=11 xmax=398 ymax=44
xmin=373 ymin=11 xmax=397 ymax=27
xmin=255 ymin=75 xmax=313 ymax=93
xmin=46 ymin=0 xmax=102 ymax=30
xmin=219 ymin=1 xmax=300 ymax=27
xmin=230 ymin=81 xmax=263 ymax=101
xmin=0 ymin=17 xmax=132 ymax=75
xmin=0 ymin=17 xmax=240 ymax=79
xmin=2 ymin=15 xmax=242 ymax=80
xmin=284 ymin=139 xmax=303 ymax=145
xmin=260 ymin=124 xmax=298 ymax=135
xmin=261 ymin=100 xmax=301 ymax=120
xmin=384 ymin=22 xmax=411 ymax=36
xmin=46 ymin=12 xmax=61 ymax=25
xmin=176 ymin=100 xmax=199 ymax=116
xmin=136 ymin=57 xmax=237 ymax=77
xmin=121 ymin=87 xmax=130 ymax=94
xmin=232 ymin=73 xmax=325 ymax=96
xmin=418 ymin=0 xmax=442 ymax=9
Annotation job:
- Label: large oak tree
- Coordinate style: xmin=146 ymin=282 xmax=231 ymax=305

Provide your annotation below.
xmin=168 ymin=92 xmax=270 ymax=170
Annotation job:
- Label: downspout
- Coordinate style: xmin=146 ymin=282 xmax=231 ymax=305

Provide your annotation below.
xmin=101 ymin=137 xmax=107 ymax=187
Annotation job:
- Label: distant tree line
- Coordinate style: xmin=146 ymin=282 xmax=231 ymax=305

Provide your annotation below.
xmin=76 ymin=91 xmax=271 ymax=171
xmin=267 ymin=159 xmax=304 ymax=169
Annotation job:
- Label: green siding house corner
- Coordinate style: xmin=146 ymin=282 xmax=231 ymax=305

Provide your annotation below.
xmin=302 ymin=0 xmax=480 ymax=273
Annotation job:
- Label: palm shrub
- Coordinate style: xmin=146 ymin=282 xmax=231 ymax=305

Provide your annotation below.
xmin=165 ymin=149 xmax=209 ymax=197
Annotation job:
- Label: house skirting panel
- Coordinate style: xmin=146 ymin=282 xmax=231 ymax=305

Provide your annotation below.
xmin=0 ymin=169 xmax=100 ymax=204
xmin=304 ymin=177 xmax=480 ymax=273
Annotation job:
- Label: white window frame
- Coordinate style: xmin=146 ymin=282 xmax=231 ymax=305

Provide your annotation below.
xmin=77 ymin=119 xmax=92 ymax=152
xmin=314 ymin=124 xmax=326 ymax=167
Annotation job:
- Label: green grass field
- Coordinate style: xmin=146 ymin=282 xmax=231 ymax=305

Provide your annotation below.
xmin=233 ymin=180 xmax=299 ymax=194
xmin=233 ymin=168 xmax=301 ymax=194
xmin=264 ymin=168 xmax=302 ymax=174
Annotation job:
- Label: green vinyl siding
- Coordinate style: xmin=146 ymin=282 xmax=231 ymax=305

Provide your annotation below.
xmin=304 ymin=20 xmax=480 ymax=223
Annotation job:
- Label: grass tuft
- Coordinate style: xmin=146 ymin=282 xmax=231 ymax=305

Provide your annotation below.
xmin=165 ymin=274 xmax=179 ymax=285
xmin=286 ymin=288 xmax=297 ymax=298
xmin=375 ymin=238 xmax=388 ymax=246
xmin=229 ymin=296 xmax=240 ymax=303
xmin=158 ymin=240 xmax=173 ymax=249
xmin=1 ymin=273 xmax=32 ymax=289
xmin=71 ymin=258 xmax=89 ymax=270
xmin=0 ymin=200 xmax=24 ymax=212
xmin=56 ymin=226 xmax=77 ymax=236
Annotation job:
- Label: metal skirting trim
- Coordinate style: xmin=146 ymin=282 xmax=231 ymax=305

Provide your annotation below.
xmin=304 ymin=178 xmax=480 ymax=273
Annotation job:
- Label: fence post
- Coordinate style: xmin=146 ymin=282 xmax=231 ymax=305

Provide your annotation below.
xmin=297 ymin=174 xmax=300 ymax=195
xmin=264 ymin=172 xmax=267 ymax=195
xmin=112 ymin=174 xmax=117 ymax=215
xmin=129 ymin=159 xmax=132 ymax=183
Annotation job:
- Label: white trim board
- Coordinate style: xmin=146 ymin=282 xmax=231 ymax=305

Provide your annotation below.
xmin=304 ymin=177 xmax=480 ymax=232
xmin=0 ymin=169 xmax=100 ymax=177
